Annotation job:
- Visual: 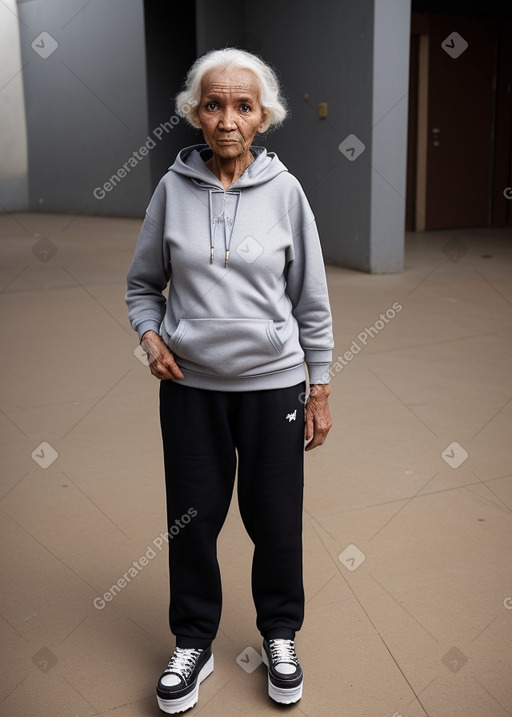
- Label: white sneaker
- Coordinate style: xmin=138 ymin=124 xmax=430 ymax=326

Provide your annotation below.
xmin=156 ymin=646 xmax=214 ymax=714
xmin=261 ymin=638 xmax=303 ymax=704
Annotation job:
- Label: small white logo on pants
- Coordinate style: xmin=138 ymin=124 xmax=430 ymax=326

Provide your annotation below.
xmin=286 ymin=410 xmax=297 ymax=422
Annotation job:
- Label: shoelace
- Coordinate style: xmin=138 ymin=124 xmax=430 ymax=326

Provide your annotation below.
xmin=164 ymin=647 xmax=203 ymax=681
xmin=269 ymin=639 xmax=299 ymax=666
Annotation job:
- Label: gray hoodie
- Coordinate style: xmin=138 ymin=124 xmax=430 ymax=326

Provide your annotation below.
xmin=126 ymin=144 xmax=333 ymax=391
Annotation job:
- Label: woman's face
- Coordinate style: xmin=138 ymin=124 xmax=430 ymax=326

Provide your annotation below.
xmin=198 ymin=66 xmax=268 ymax=161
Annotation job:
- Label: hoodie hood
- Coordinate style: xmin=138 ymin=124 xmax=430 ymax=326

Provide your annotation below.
xmin=169 ymin=144 xmax=289 ymax=267
xmin=169 ymin=143 xmax=288 ymax=189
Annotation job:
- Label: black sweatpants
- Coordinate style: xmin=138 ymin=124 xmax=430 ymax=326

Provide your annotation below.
xmin=159 ymin=379 xmax=306 ymax=649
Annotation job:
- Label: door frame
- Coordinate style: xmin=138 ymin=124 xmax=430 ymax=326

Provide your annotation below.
xmin=406 ymin=12 xmax=512 ymax=230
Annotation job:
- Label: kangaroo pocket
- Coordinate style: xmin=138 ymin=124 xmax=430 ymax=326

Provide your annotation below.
xmin=168 ymin=318 xmax=285 ymax=377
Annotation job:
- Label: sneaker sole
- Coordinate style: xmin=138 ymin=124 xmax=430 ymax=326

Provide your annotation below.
xmin=157 ymin=654 xmax=214 ymax=714
xmin=261 ymin=649 xmax=303 ymax=704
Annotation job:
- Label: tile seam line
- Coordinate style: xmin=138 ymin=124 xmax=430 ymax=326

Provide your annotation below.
xmin=60 ymin=266 xmax=133 ymax=337
xmin=61 ymin=469 xmax=132 ymax=541
xmin=368 ymin=367 xmax=439 ymax=438
xmin=309 ymin=519 xmax=431 ymax=715
xmin=368 ymin=471 xmax=441 ymax=542
xmin=368 ymin=572 xmax=439 ymax=645
xmin=471 ymin=672 xmax=512 ymax=716
xmin=60 ymin=368 xmax=132 ymax=440
xmin=308 ymin=473 xmax=512 ymax=518
xmin=378 ymin=636 xmax=431 ymax=717
xmin=0 ymin=505 xmax=99 ymax=596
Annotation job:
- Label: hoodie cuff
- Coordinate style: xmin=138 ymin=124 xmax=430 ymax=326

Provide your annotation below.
xmin=308 ymin=364 xmax=332 ymax=384
xmin=305 ymin=349 xmax=333 ymax=384
xmin=136 ymin=320 xmax=162 ymax=343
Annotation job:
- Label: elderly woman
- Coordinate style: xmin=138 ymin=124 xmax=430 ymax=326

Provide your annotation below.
xmin=126 ymin=47 xmax=334 ymax=714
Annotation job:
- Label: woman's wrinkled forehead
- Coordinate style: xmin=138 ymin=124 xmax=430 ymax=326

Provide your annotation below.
xmin=200 ymin=66 xmax=261 ymax=99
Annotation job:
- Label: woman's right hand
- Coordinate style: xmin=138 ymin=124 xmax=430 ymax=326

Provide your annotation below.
xmin=140 ymin=330 xmax=184 ymax=381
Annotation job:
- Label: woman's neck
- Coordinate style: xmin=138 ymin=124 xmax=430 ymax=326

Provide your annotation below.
xmin=206 ymin=150 xmax=254 ymax=190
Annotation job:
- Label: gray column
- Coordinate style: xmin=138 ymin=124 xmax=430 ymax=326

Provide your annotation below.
xmin=369 ymin=0 xmax=410 ymax=272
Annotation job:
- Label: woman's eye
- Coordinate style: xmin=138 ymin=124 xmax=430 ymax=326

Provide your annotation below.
xmin=240 ymin=104 xmax=251 ymax=113
xmin=206 ymin=102 xmax=218 ymax=111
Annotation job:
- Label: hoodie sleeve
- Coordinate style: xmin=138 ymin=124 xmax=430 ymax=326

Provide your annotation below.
xmin=285 ymin=193 xmax=334 ymax=384
xmin=125 ymin=182 xmax=171 ymax=342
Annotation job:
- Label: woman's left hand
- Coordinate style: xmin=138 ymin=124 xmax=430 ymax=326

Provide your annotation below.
xmin=305 ymin=384 xmax=333 ymax=451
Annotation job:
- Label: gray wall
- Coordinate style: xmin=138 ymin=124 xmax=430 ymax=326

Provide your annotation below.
xmin=196 ymin=0 xmax=410 ymax=273
xmin=13 ymin=0 xmax=410 ymax=271
xmin=18 ymin=0 xmax=151 ymax=216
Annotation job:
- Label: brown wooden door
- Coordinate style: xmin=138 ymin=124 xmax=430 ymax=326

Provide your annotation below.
xmin=425 ymin=15 xmax=497 ymax=229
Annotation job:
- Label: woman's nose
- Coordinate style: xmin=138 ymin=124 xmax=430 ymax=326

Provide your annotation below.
xmin=219 ymin=108 xmax=237 ymax=130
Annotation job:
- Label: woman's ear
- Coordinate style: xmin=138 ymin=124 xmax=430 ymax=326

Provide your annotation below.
xmin=189 ymin=108 xmax=202 ymax=129
xmin=258 ymin=109 xmax=269 ymax=133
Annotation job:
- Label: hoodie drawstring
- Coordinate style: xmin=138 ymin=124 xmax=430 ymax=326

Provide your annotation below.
xmin=208 ymin=189 xmax=241 ymax=268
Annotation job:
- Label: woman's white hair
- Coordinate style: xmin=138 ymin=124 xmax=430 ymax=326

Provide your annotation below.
xmin=175 ymin=47 xmax=288 ymax=133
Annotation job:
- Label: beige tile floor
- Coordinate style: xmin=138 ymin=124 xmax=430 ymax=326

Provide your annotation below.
xmin=0 ymin=213 xmax=511 ymax=717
